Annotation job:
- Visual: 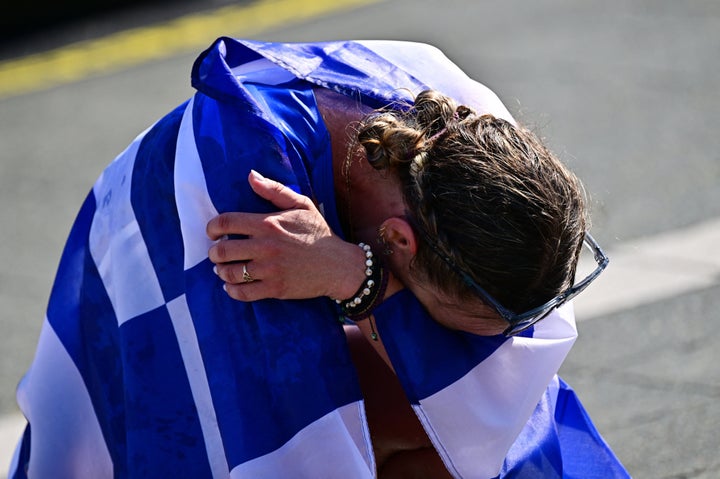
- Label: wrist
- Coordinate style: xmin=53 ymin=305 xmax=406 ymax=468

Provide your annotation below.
xmin=330 ymin=241 xmax=371 ymax=301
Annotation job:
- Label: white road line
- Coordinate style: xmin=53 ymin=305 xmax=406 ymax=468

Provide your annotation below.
xmin=2 ymin=218 xmax=718 ymax=476
xmin=0 ymin=411 xmax=24 ymax=478
xmin=575 ymin=217 xmax=720 ymax=320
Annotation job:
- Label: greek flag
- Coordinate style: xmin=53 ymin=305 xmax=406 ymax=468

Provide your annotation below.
xmin=10 ymin=39 xmax=629 ymax=478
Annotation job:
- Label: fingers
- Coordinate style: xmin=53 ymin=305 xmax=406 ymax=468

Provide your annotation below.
xmin=206 ymin=212 xmax=256 ymax=241
xmin=206 ymin=171 xmax=314 ymax=241
xmin=214 ymin=260 xmax=265 ymax=286
xmin=248 ymin=169 xmax=314 ymax=211
xmin=215 ymin=262 xmax=287 ymax=302
xmin=207 ymin=236 xmax=268 ymax=264
xmin=206 ymin=171 xmax=329 ymax=302
xmin=223 ymin=280 xmax=269 ymax=302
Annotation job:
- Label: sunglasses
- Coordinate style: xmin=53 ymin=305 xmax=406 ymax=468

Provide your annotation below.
xmin=407 ymin=216 xmax=609 ymax=336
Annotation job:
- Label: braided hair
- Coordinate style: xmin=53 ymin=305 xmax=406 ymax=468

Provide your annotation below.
xmin=356 ymin=90 xmax=587 ymax=314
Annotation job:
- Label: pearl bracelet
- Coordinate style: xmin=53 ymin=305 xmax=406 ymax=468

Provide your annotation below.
xmin=336 ymin=243 xmax=386 ymax=321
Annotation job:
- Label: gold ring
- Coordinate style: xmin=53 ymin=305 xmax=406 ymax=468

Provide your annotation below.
xmin=242 ymin=263 xmax=254 ymax=283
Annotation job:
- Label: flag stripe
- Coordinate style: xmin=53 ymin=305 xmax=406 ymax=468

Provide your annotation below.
xmin=229 ymin=403 xmax=374 ymax=478
xmin=374 ymin=290 xmax=579 ymax=477
xmin=412 ymin=313 xmax=577 ymax=478
xmin=119 ymin=304 xmax=214 ymax=477
xmin=18 ymin=321 xmax=113 ymax=478
xmin=175 ymin=74 xmax=367 ymax=467
xmin=43 ymin=192 xmax=128 ymax=474
xmin=130 ymin=103 xmax=188 ymax=301
xmin=166 ymin=295 xmax=229 ymax=479
xmin=174 ymin=97 xmax=219 ymax=270
xmin=373 ymin=290 xmax=510 ymax=402
xmin=89 ymin=138 xmax=166 ymax=326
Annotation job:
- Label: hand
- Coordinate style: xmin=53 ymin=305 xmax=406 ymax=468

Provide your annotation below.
xmin=206 ymin=170 xmax=368 ymax=302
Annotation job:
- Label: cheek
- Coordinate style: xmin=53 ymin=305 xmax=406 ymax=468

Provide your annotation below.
xmin=423 ymin=304 xmax=461 ymax=330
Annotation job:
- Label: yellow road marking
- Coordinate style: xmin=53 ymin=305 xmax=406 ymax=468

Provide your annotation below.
xmin=0 ymin=0 xmax=382 ymax=100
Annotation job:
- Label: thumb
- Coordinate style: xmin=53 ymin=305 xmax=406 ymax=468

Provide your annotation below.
xmin=248 ymin=170 xmax=310 ymax=211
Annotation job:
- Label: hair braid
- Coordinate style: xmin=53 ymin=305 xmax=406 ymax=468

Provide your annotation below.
xmin=356 ymin=89 xmax=587 ymax=315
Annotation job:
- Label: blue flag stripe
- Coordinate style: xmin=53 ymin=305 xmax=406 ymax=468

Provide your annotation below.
xmin=44 ymin=192 xmax=127 ymax=474
xmin=130 ymin=102 xmax=188 ymax=303
xmin=119 ymin=305 xmax=214 ymax=477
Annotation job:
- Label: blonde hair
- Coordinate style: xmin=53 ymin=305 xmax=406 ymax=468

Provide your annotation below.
xmin=357 ymin=90 xmax=587 ymax=314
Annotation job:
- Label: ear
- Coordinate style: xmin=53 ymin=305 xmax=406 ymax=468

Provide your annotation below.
xmin=379 ymin=217 xmax=418 ymax=257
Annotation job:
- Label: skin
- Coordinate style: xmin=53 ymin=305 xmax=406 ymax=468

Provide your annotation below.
xmin=206 ymin=88 xmax=506 ymax=477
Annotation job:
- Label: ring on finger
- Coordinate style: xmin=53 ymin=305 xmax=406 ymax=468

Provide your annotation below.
xmin=242 ymin=263 xmax=254 ymax=283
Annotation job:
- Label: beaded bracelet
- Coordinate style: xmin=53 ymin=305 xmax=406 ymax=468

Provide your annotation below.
xmin=336 ymin=243 xmax=388 ymax=323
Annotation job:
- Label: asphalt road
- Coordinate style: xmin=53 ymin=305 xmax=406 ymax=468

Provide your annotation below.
xmin=1 ymin=1 xmax=718 ymax=477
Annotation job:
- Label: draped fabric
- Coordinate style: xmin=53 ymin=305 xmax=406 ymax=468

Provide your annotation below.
xmin=10 ymin=39 xmax=629 ymax=478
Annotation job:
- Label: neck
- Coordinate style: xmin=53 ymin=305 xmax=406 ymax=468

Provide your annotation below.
xmin=314 ymin=88 xmax=366 ymax=240
xmin=314 ymin=88 xmax=404 ymax=244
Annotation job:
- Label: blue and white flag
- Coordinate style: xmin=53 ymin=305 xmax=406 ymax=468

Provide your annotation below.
xmin=10 ymin=38 xmax=629 ymax=478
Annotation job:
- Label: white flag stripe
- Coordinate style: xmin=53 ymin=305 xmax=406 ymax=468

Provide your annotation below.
xmin=414 ymin=305 xmax=577 ymax=478
xmin=14 ymin=321 xmax=112 ymax=478
xmin=90 ymin=138 xmax=166 ymax=325
xmin=166 ymin=295 xmax=229 ymax=479
xmin=174 ymin=97 xmax=219 ymax=271
xmin=230 ymin=402 xmax=374 ymax=479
